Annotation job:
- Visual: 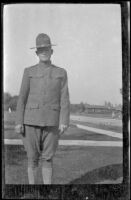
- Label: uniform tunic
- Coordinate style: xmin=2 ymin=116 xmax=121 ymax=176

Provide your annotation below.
xmin=16 ymin=61 xmax=70 ymax=166
xmin=16 ymin=61 xmax=70 ymax=127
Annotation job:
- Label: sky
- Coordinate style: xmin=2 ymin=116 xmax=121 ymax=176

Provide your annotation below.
xmin=4 ymin=4 xmax=122 ymax=105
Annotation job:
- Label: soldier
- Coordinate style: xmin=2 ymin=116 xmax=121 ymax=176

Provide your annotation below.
xmin=15 ymin=33 xmax=70 ymax=184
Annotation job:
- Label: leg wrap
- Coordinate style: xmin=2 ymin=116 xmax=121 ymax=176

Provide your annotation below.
xmin=28 ymin=157 xmax=39 ymax=169
xmin=41 ymin=159 xmax=53 ymax=169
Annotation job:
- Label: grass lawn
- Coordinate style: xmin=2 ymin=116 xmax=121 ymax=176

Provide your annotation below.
xmin=3 ymin=111 xmax=123 ymax=185
xmin=4 ymin=145 xmax=123 ymax=184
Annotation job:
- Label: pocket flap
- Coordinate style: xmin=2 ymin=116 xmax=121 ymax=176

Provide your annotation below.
xmin=28 ymin=103 xmax=39 ymax=109
xmin=29 ymin=73 xmax=45 ymax=78
xmin=51 ymin=105 xmax=60 ymax=110
xmin=29 ymin=69 xmax=45 ymax=78
xmin=53 ymin=75 xmax=63 ymax=79
xmin=52 ymin=72 xmax=64 ymax=79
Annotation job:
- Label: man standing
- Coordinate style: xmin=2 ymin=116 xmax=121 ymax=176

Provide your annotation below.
xmin=15 ymin=33 xmax=70 ymax=184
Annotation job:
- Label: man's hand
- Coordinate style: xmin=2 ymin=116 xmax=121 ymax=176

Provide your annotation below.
xmin=59 ymin=124 xmax=68 ymax=136
xmin=15 ymin=124 xmax=24 ymax=134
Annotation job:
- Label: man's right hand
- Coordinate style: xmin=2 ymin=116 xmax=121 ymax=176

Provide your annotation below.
xmin=15 ymin=124 xmax=24 ymax=134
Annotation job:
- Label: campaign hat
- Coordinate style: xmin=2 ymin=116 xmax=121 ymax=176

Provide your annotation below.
xmin=30 ymin=33 xmax=56 ymax=49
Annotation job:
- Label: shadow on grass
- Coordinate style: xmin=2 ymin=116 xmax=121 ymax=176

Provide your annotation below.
xmin=69 ymin=163 xmax=123 ymax=184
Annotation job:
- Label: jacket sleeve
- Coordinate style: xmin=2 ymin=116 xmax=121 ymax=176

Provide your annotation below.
xmin=15 ymin=68 xmax=30 ymax=125
xmin=59 ymin=70 xmax=70 ymax=126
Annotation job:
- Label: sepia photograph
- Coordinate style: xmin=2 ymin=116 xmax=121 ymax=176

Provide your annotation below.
xmin=3 ymin=3 xmax=129 ymax=199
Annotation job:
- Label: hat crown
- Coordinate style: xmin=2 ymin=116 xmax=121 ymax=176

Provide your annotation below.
xmin=36 ymin=33 xmax=51 ymax=48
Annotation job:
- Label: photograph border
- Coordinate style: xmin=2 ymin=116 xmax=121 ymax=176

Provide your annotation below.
xmin=1 ymin=2 xmax=130 ymax=199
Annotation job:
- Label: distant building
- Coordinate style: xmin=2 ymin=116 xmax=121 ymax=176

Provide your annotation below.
xmin=85 ymin=105 xmax=110 ymax=113
xmin=85 ymin=105 xmax=122 ymax=117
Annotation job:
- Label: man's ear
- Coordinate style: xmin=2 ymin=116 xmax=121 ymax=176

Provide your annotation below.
xmin=51 ymin=49 xmax=53 ymax=55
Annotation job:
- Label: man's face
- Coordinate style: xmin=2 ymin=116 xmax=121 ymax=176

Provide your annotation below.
xmin=36 ymin=47 xmax=53 ymax=62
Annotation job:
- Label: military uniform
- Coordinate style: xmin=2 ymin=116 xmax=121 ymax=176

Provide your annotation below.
xmin=16 ymin=60 xmax=70 ymax=127
xmin=15 ymin=33 xmax=70 ymax=184
xmin=16 ymin=60 xmax=70 ymax=168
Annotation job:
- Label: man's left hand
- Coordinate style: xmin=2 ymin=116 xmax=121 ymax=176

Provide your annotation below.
xmin=59 ymin=124 xmax=68 ymax=136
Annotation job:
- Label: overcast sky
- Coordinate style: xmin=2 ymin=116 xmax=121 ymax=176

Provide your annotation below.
xmin=4 ymin=4 xmax=122 ymax=105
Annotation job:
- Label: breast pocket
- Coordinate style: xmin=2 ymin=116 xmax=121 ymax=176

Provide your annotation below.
xmin=50 ymin=74 xmax=63 ymax=88
xmin=29 ymin=74 xmax=45 ymax=93
xmin=26 ymin=102 xmax=39 ymax=109
xmin=50 ymin=105 xmax=60 ymax=111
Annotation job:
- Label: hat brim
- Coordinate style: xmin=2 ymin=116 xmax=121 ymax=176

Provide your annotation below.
xmin=30 ymin=44 xmax=56 ymax=49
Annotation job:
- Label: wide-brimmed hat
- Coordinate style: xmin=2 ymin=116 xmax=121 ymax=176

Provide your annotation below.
xmin=30 ymin=33 xmax=56 ymax=49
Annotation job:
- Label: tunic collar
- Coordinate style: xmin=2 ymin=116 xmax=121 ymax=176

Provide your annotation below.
xmin=36 ymin=60 xmax=52 ymax=76
xmin=38 ymin=60 xmax=52 ymax=68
